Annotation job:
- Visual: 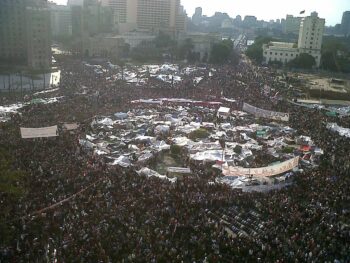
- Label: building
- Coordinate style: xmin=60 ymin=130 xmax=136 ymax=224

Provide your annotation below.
xmin=181 ymin=32 xmax=220 ymax=61
xmin=84 ymin=35 xmax=125 ymax=58
xmin=341 ymin=11 xmax=350 ymax=36
xmin=192 ymin=7 xmax=202 ymax=26
xmin=263 ymin=12 xmax=325 ymax=67
xmin=49 ymin=3 xmax=72 ymax=38
xmin=297 ymin=12 xmax=324 ymax=66
xmin=283 ymin=15 xmax=302 ymax=34
xmin=120 ymin=31 xmax=156 ymax=49
xmin=102 ymin=0 xmax=187 ymax=36
xmin=0 ymin=0 xmax=51 ymax=69
xmin=70 ymin=0 xmax=116 ymax=55
xmin=243 ymin=16 xmax=257 ymax=28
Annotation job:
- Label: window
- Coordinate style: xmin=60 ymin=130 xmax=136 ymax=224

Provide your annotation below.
xmin=270 ymin=52 xmax=272 ymax=55
xmin=275 ymin=52 xmax=277 ymax=55
xmin=280 ymin=53 xmax=282 ymax=56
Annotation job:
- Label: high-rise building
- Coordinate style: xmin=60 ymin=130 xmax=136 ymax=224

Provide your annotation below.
xmin=341 ymin=11 xmax=350 ymax=36
xmin=283 ymin=15 xmax=302 ymax=34
xmin=192 ymin=7 xmax=202 ymax=25
xmin=103 ymin=0 xmax=186 ymax=35
xmin=297 ymin=12 xmax=324 ymax=66
xmin=243 ymin=16 xmax=257 ymax=28
xmin=49 ymin=3 xmax=72 ymax=38
xmin=0 ymin=0 xmax=51 ymax=69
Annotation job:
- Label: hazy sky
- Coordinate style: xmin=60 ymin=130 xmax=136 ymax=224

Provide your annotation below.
xmin=51 ymin=0 xmax=349 ymax=26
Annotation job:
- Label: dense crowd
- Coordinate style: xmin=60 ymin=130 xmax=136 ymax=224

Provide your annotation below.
xmin=0 ymin=56 xmax=349 ymax=262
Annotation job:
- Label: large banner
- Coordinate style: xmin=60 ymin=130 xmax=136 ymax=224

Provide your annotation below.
xmin=20 ymin=125 xmax=58 ymax=139
xmin=243 ymin=103 xmax=289 ymax=122
xmin=222 ymin=156 xmax=299 ymax=177
xmin=63 ymin=123 xmax=79 ymax=131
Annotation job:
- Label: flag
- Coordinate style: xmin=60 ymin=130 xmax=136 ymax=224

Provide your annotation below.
xmin=300 ymin=10 xmax=305 ymax=14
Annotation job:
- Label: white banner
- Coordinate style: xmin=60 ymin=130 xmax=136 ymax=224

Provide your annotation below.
xmin=243 ymin=103 xmax=289 ymax=122
xmin=223 ymin=156 xmax=299 ymax=177
xmin=63 ymin=123 xmax=79 ymax=131
xmin=20 ymin=126 xmax=58 ymax=139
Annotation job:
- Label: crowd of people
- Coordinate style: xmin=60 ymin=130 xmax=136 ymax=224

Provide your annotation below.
xmin=0 ymin=56 xmax=349 ymax=262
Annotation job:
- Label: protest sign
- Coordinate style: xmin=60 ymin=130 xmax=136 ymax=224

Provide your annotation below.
xmin=222 ymin=156 xmax=299 ymax=177
xmin=243 ymin=103 xmax=289 ymax=122
xmin=20 ymin=126 xmax=58 ymax=139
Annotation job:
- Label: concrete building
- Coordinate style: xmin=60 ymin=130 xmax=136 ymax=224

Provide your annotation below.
xmin=181 ymin=32 xmax=220 ymax=61
xmin=71 ymin=0 xmax=116 ymax=55
xmin=120 ymin=31 xmax=156 ymax=49
xmin=263 ymin=12 xmax=325 ymax=67
xmin=49 ymin=3 xmax=72 ymax=37
xmin=85 ymin=35 xmax=125 ymax=58
xmin=297 ymin=12 xmax=324 ymax=66
xmin=283 ymin=15 xmax=302 ymax=34
xmin=243 ymin=16 xmax=257 ymax=28
xmin=0 ymin=0 xmax=51 ymax=69
xmin=102 ymin=0 xmax=187 ymax=36
xmin=192 ymin=7 xmax=202 ymax=26
xmin=341 ymin=11 xmax=350 ymax=36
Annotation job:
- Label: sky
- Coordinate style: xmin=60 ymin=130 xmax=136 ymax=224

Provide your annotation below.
xmin=51 ymin=0 xmax=350 ymax=26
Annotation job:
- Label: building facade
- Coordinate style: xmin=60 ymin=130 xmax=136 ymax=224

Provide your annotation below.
xmin=49 ymin=3 xmax=72 ymax=38
xmin=102 ymin=0 xmax=186 ymax=36
xmin=0 ymin=0 xmax=51 ymax=69
xmin=263 ymin=12 xmax=324 ymax=67
xmin=341 ymin=11 xmax=350 ymax=36
xmin=283 ymin=15 xmax=302 ymax=34
xmin=297 ymin=12 xmax=324 ymax=66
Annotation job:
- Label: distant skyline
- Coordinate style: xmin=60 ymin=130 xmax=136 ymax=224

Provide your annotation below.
xmin=50 ymin=0 xmax=349 ymax=26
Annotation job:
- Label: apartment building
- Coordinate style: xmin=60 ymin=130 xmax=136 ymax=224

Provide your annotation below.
xmin=103 ymin=0 xmax=186 ymax=35
xmin=0 ymin=0 xmax=51 ymax=69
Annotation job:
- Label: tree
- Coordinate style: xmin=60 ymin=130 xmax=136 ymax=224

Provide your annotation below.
xmin=246 ymin=36 xmax=275 ymax=63
xmin=288 ymin=53 xmax=316 ymax=69
xmin=209 ymin=39 xmax=239 ymax=64
xmin=321 ymin=36 xmax=350 ymax=73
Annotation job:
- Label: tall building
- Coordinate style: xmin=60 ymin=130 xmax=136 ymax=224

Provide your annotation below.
xmin=283 ymin=15 xmax=302 ymax=34
xmin=297 ymin=12 xmax=324 ymax=66
xmin=49 ymin=3 xmax=72 ymax=38
xmin=0 ymin=0 xmax=51 ymax=69
xmin=70 ymin=0 xmax=116 ymax=55
xmin=263 ymin=12 xmax=325 ymax=67
xmin=341 ymin=11 xmax=350 ymax=36
xmin=243 ymin=16 xmax=257 ymax=28
xmin=192 ymin=7 xmax=202 ymax=25
xmin=103 ymin=0 xmax=187 ymax=35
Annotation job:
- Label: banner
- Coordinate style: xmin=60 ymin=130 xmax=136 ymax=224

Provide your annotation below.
xmin=63 ymin=123 xmax=79 ymax=130
xmin=222 ymin=156 xmax=299 ymax=177
xmin=243 ymin=103 xmax=289 ymax=122
xmin=20 ymin=125 xmax=58 ymax=139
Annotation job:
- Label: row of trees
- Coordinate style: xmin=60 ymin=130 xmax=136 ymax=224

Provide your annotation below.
xmin=128 ymin=32 xmax=239 ymax=65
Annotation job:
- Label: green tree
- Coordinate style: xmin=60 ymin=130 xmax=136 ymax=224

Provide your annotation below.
xmin=246 ymin=36 xmax=275 ymax=63
xmin=210 ymin=39 xmax=238 ymax=64
xmin=321 ymin=36 xmax=350 ymax=73
xmin=288 ymin=53 xmax=316 ymax=69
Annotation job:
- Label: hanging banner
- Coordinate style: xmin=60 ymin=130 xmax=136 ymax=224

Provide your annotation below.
xmin=222 ymin=156 xmax=299 ymax=177
xmin=20 ymin=125 xmax=58 ymax=139
xmin=243 ymin=103 xmax=289 ymax=122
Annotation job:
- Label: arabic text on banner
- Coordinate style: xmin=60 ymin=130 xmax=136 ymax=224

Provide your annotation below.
xmin=243 ymin=103 xmax=289 ymax=122
xmin=222 ymin=156 xmax=299 ymax=177
xmin=20 ymin=126 xmax=58 ymax=139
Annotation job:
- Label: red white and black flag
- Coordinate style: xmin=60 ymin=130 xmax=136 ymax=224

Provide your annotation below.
xmin=300 ymin=10 xmax=305 ymax=14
